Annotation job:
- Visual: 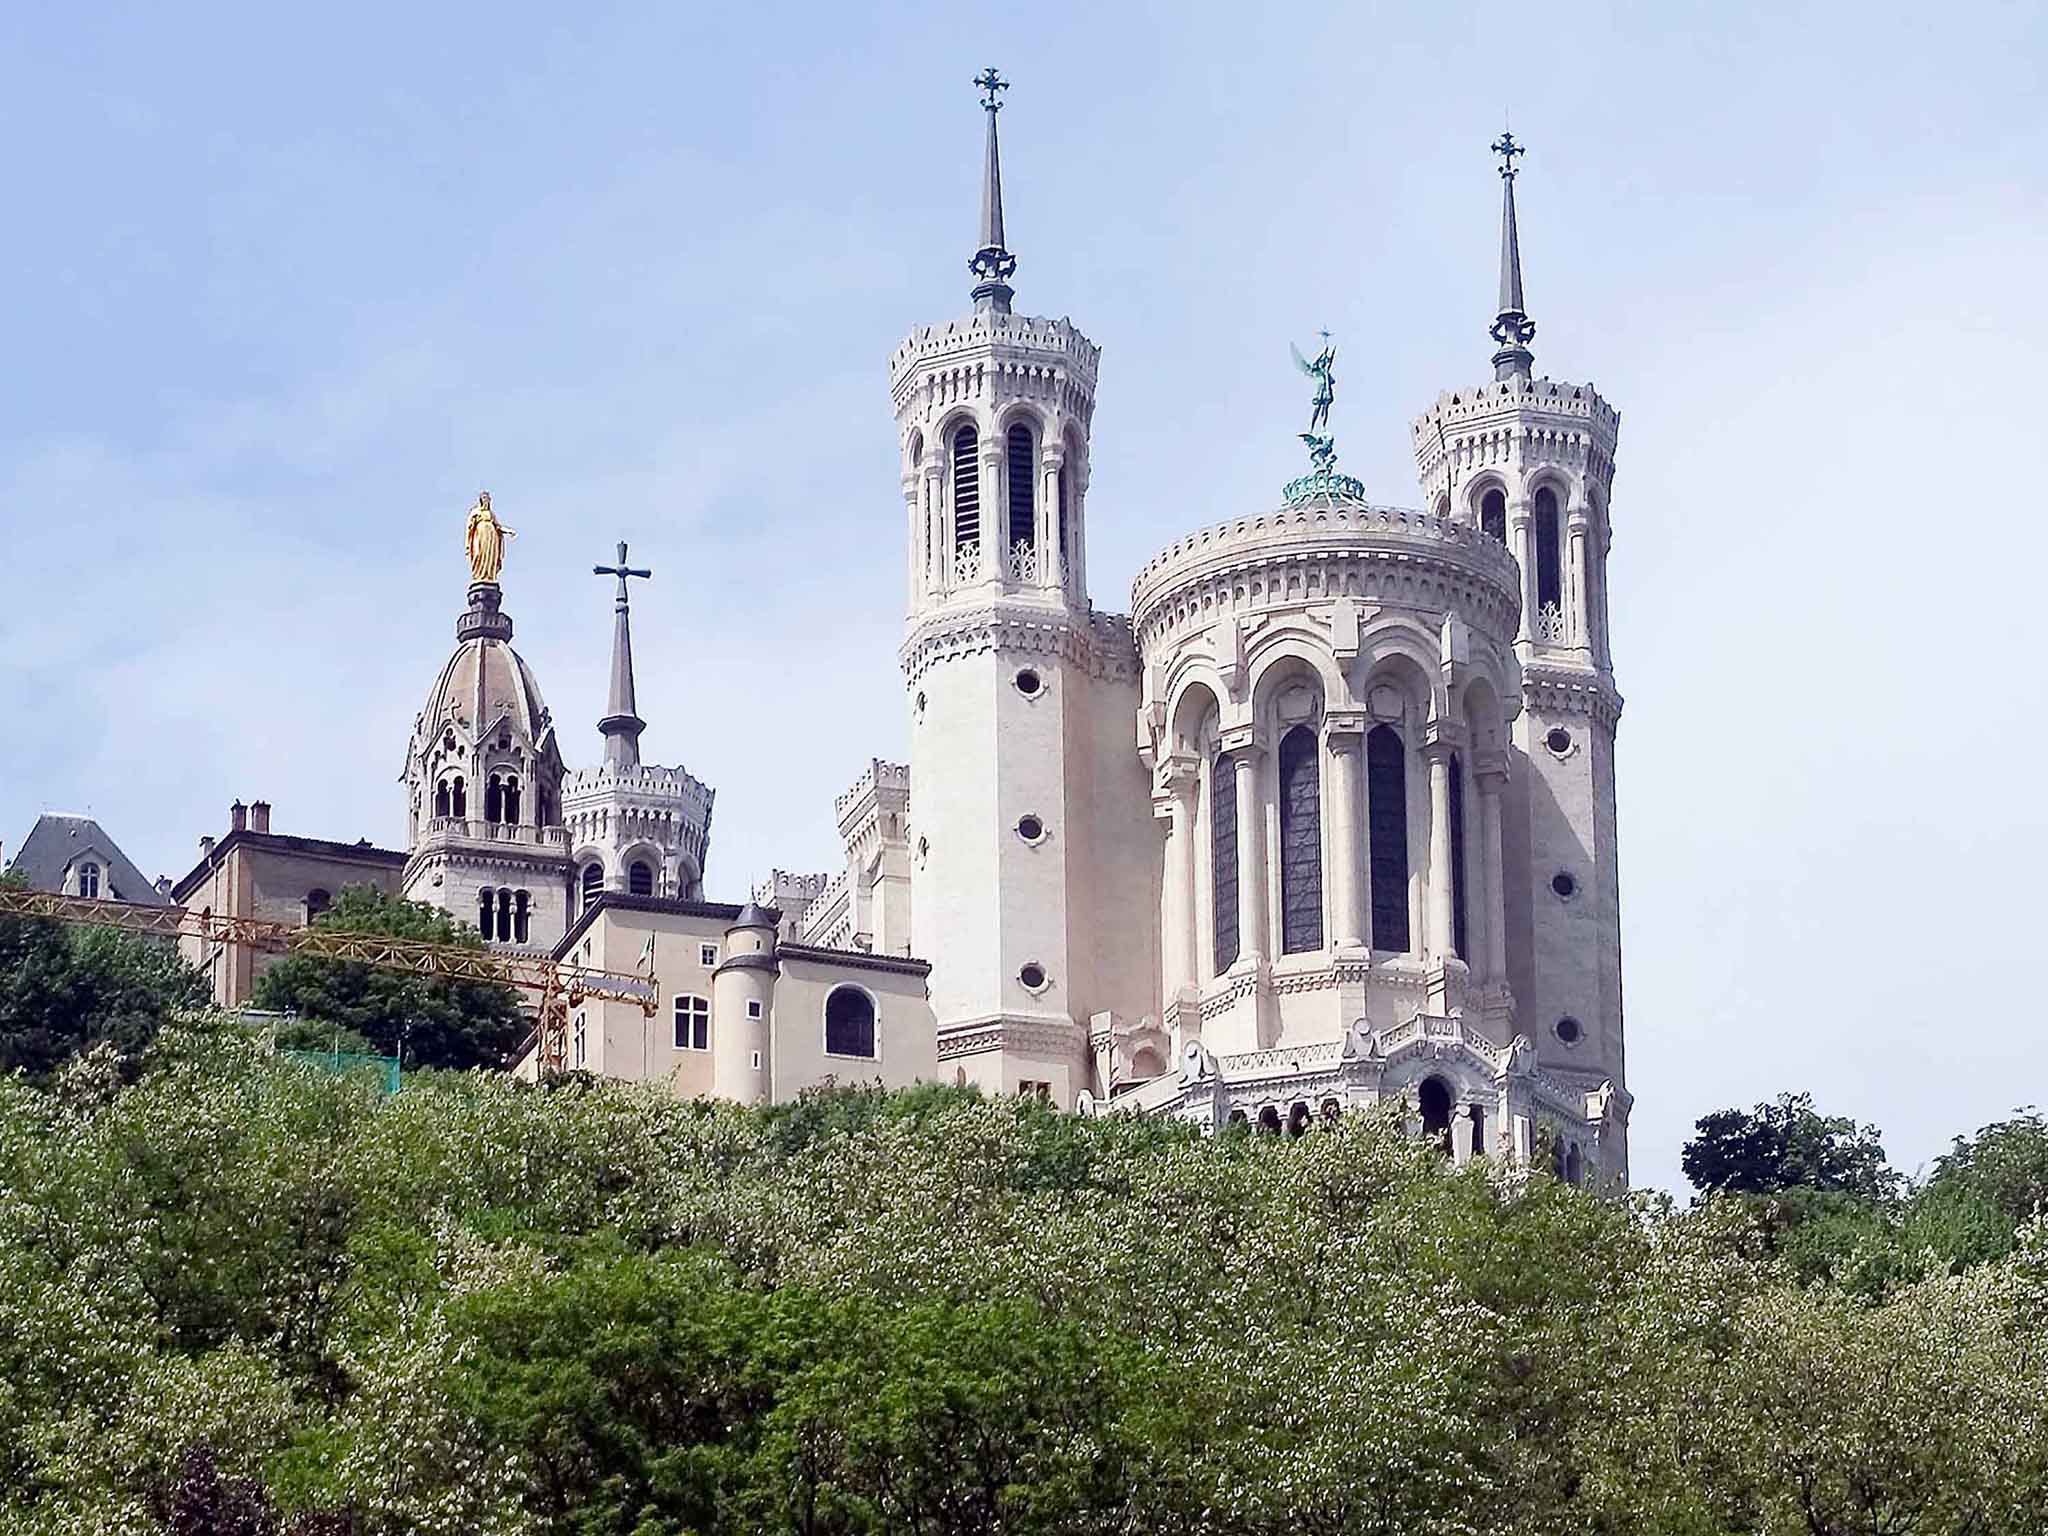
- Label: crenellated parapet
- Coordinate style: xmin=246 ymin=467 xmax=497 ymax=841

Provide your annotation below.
xmin=1409 ymin=376 xmax=1619 ymax=520
xmin=889 ymin=312 xmax=1100 ymax=422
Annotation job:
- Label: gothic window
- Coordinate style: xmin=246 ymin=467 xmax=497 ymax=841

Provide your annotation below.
xmin=484 ymin=776 xmax=503 ymax=825
xmin=451 ymin=777 xmax=466 ymax=818
xmin=477 ymin=888 xmax=494 ymax=938
xmin=306 ymin=889 xmax=331 ymax=923
xmin=1419 ymin=1075 xmax=1453 ymax=1155
xmin=1006 ymin=423 xmax=1035 ymax=552
xmin=1277 ymin=726 xmax=1323 ymax=954
xmin=513 ymin=890 xmax=530 ymax=945
xmin=674 ymin=994 xmax=710 ymax=1051
xmin=628 ymin=860 xmax=654 ymax=897
xmin=1448 ymin=752 xmax=1468 ymax=960
xmin=1534 ymin=486 xmax=1562 ymax=613
xmin=1481 ymin=487 xmax=1507 ymax=543
xmin=1211 ymin=753 xmax=1240 ymax=972
xmin=825 ymin=986 xmax=876 ymax=1059
xmin=580 ymin=863 xmax=603 ymax=911
xmin=503 ymin=777 xmax=521 ymax=825
xmin=434 ymin=780 xmax=451 ymax=818
xmin=76 ymin=862 xmax=99 ymax=899
xmin=1367 ymin=725 xmax=1411 ymax=952
xmin=951 ymin=425 xmax=979 ymax=554
xmin=496 ymin=888 xmax=513 ymax=943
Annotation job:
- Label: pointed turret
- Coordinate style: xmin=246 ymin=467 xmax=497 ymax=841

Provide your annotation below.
xmin=1489 ymin=131 xmax=1536 ymax=381
xmin=593 ymin=541 xmax=651 ymax=770
xmin=968 ymin=67 xmax=1017 ymax=315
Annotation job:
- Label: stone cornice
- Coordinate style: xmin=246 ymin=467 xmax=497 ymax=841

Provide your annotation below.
xmin=1521 ymin=665 xmax=1625 ymax=730
xmin=900 ymin=602 xmax=1141 ymax=687
xmin=936 ymin=1014 xmax=1087 ymax=1063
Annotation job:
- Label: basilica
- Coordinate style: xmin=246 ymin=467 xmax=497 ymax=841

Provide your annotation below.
xmin=161 ymin=80 xmax=1633 ymax=1180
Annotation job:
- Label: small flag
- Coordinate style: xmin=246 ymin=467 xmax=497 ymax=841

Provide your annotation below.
xmin=639 ymin=932 xmax=656 ymax=973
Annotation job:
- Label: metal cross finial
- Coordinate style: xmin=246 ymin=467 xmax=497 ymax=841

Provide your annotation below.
xmin=593 ymin=540 xmax=652 ymax=607
xmin=975 ymin=67 xmax=1008 ymax=112
xmin=1492 ymin=129 xmax=1526 ymax=180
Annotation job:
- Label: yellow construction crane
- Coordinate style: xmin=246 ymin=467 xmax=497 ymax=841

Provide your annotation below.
xmin=0 ymin=885 xmax=658 ymax=1075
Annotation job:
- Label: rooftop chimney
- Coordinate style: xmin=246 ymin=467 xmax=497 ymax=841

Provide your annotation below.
xmin=229 ymin=800 xmax=247 ymax=833
xmin=251 ymin=801 xmax=271 ymax=834
xmin=199 ymin=835 xmax=216 ymax=860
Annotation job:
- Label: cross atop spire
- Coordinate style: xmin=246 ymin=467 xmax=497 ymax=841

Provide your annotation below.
xmin=593 ymin=540 xmax=652 ymax=771
xmin=1488 ymin=129 xmax=1536 ymax=381
xmin=969 ymin=67 xmax=1017 ymax=316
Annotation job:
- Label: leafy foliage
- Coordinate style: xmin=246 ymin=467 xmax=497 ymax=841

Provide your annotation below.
xmin=1 ymin=1020 xmax=2046 ymax=1532
xmin=0 ymin=870 xmax=209 ymax=1081
xmin=1682 ymin=1090 xmax=1900 ymax=1201
xmin=250 ymin=887 xmax=524 ymax=1070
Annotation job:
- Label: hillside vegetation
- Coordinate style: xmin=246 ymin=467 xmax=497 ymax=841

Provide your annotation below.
xmin=1 ymin=1017 xmax=2044 ymax=1535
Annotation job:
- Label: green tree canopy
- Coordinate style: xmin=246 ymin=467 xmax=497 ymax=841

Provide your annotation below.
xmin=0 ymin=870 xmax=208 ymax=1081
xmin=1682 ymin=1090 xmax=1901 ymax=1202
xmin=250 ymin=887 xmax=525 ymax=1071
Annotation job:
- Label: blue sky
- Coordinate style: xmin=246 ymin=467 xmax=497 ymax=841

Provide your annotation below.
xmin=1 ymin=2 xmax=2043 ymax=1192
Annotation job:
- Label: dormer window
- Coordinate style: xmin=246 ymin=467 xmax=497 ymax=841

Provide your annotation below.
xmin=76 ymin=862 xmax=99 ymax=899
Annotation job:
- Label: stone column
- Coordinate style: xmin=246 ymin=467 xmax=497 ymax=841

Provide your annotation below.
xmin=1324 ymin=718 xmax=1366 ymax=948
xmin=982 ymin=440 xmax=1006 ymax=582
xmin=1594 ymin=527 xmax=1614 ymax=671
xmin=1510 ymin=497 xmax=1535 ymax=645
xmin=903 ymin=472 xmax=923 ymax=607
xmin=1424 ymin=742 xmax=1457 ymax=961
xmin=1567 ymin=504 xmax=1590 ymax=652
xmin=1222 ymin=731 xmax=1267 ymax=966
xmin=1156 ymin=759 xmax=1199 ymax=1003
xmin=1039 ymin=444 xmax=1065 ymax=594
xmin=1476 ymin=758 xmax=1509 ymax=984
xmin=925 ymin=462 xmax=948 ymax=599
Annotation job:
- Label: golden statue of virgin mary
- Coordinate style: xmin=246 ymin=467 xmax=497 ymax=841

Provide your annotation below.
xmin=464 ymin=490 xmax=515 ymax=583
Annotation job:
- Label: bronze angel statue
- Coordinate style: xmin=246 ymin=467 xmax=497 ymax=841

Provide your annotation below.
xmin=1291 ymin=332 xmax=1336 ymax=437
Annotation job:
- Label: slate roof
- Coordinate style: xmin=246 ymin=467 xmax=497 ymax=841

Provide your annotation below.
xmin=6 ymin=814 xmax=169 ymax=905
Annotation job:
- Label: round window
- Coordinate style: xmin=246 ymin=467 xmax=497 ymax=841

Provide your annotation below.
xmin=1551 ymin=871 xmax=1578 ymax=899
xmin=1545 ymin=726 xmax=1572 ymax=754
xmin=1018 ymin=962 xmax=1047 ymax=991
xmin=1014 ymin=668 xmax=1042 ymax=696
xmin=1556 ymin=1016 xmax=1583 ymax=1045
xmin=1016 ymin=814 xmax=1045 ymax=843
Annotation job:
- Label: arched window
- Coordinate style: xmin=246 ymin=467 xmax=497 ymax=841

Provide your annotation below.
xmin=628 ymin=860 xmax=654 ymax=897
xmin=496 ymin=888 xmax=513 ymax=943
xmin=824 ymin=986 xmax=876 ymax=1058
xmin=451 ymin=776 xmax=466 ymax=818
xmin=478 ymin=887 xmax=494 ymax=937
xmin=951 ymin=425 xmax=980 ymax=555
xmin=1534 ymin=486 xmax=1562 ymax=613
xmin=1481 ymin=487 xmax=1507 ymax=543
xmin=305 ymin=889 xmax=331 ymax=922
xmin=433 ymin=780 xmax=451 ymax=818
xmin=1448 ymin=751 xmax=1468 ymax=960
xmin=513 ymin=890 xmax=530 ymax=944
xmin=1006 ymin=422 xmax=1036 ymax=554
xmin=1367 ymin=725 xmax=1410 ymax=952
xmin=1211 ymin=752 xmax=1239 ymax=972
xmin=1418 ymin=1075 xmax=1453 ymax=1155
xmin=1564 ymin=1142 xmax=1584 ymax=1187
xmin=76 ymin=862 xmax=100 ymax=899
xmin=1468 ymin=1104 xmax=1487 ymax=1159
xmin=503 ymin=777 xmax=521 ymax=825
xmin=1277 ymin=725 xmax=1323 ymax=954
xmin=581 ymin=862 xmax=604 ymax=911
xmin=484 ymin=775 xmax=503 ymax=825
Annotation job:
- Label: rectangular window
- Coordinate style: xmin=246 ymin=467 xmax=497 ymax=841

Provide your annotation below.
xmin=746 ymin=999 xmax=763 ymax=1019
xmin=673 ymin=994 xmax=710 ymax=1051
xmin=572 ymin=1015 xmax=587 ymax=1069
xmin=750 ymin=1050 xmax=762 ymax=1070
xmin=700 ymin=943 xmax=718 ymax=967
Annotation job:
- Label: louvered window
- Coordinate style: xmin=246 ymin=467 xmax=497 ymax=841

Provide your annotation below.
xmin=1211 ymin=754 xmax=1239 ymax=972
xmin=1367 ymin=725 xmax=1410 ymax=952
xmin=1006 ymin=424 xmax=1035 ymax=550
xmin=1534 ymin=487 xmax=1562 ymax=611
xmin=952 ymin=426 xmax=979 ymax=553
xmin=1277 ymin=726 xmax=1323 ymax=954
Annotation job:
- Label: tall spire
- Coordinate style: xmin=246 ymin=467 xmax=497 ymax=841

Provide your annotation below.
xmin=1489 ymin=130 xmax=1536 ymax=382
xmin=593 ymin=541 xmax=652 ymax=770
xmin=969 ymin=67 xmax=1017 ymax=315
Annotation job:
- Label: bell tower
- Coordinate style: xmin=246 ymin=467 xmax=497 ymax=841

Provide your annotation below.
xmin=1409 ymin=134 xmax=1630 ymax=1176
xmin=892 ymin=70 xmax=1156 ymax=1104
